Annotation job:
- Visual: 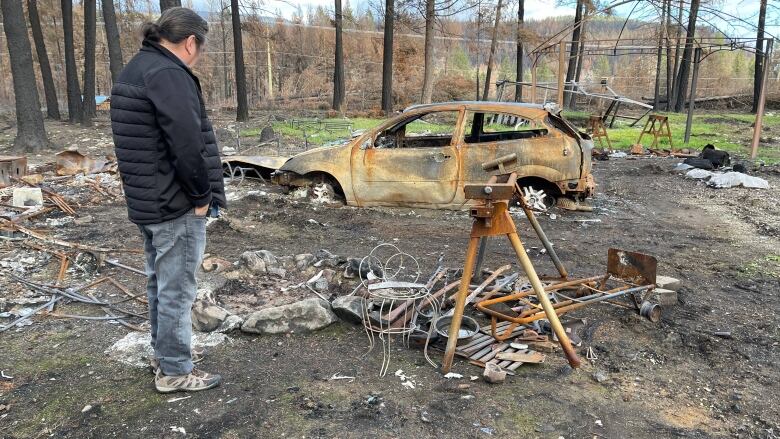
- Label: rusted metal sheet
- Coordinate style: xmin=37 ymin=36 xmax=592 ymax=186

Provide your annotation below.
xmin=273 ymin=101 xmax=595 ymax=209
xmin=607 ymin=248 xmax=657 ymax=286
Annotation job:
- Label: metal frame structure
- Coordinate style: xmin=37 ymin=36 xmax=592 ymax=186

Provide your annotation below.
xmin=522 ymin=36 xmax=774 ymax=156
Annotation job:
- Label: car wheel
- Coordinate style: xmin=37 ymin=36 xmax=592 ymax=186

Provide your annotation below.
xmin=519 ymin=185 xmax=556 ymax=211
xmin=311 ymin=182 xmax=343 ymax=205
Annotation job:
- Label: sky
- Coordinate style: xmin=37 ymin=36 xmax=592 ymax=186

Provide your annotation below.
xmin=217 ymin=0 xmax=777 ymax=39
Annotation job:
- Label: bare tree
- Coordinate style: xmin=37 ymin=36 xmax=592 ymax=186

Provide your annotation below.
xmin=752 ymin=0 xmax=767 ymax=113
xmin=231 ymin=0 xmax=248 ymax=121
xmin=333 ymin=0 xmax=345 ymax=111
xmin=515 ymin=0 xmax=524 ymax=102
xmin=673 ymin=0 xmax=699 ymax=112
xmin=420 ymin=0 xmax=435 ymax=103
xmin=27 ymin=0 xmax=60 ymax=120
xmin=653 ymin=0 xmax=665 ymax=110
xmin=1 ymin=0 xmax=48 ymax=152
xmin=82 ymin=0 xmax=97 ymax=125
xmin=160 ymin=0 xmax=180 ymax=11
xmin=664 ymin=0 xmax=672 ymax=109
xmin=61 ymin=0 xmax=82 ymax=122
xmin=669 ymin=0 xmax=683 ymax=110
xmin=381 ymin=0 xmax=394 ymax=114
xmin=481 ymin=0 xmax=503 ymax=101
xmin=563 ymin=0 xmax=583 ymax=108
xmin=102 ymin=0 xmax=124 ymax=83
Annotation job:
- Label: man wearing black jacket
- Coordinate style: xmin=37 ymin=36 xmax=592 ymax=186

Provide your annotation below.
xmin=110 ymin=7 xmax=226 ymax=393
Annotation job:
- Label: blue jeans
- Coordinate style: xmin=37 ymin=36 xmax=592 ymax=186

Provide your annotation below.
xmin=138 ymin=209 xmax=207 ymax=376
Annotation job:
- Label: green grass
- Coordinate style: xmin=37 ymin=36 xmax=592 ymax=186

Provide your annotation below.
xmin=740 ymin=254 xmax=780 ymax=278
xmin=563 ymin=110 xmax=780 ymax=163
xmin=241 ymin=112 xmax=780 ymax=163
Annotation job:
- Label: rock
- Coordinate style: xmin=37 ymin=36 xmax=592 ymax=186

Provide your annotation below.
xmin=74 ymin=215 xmax=94 ymax=225
xmin=313 ymin=276 xmax=329 ymax=292
xmin=315 ymin=249 xmax=345 ymax=267
xmin=105 ymin=332 xmax=228 ymax=369
xmin=483 ymin=362 xmax=506 ymax=384
xmin=343 ymin=258 xmax=361 ymax=278
xmin=294 ymin=253 xmax=316 ymax=269
xmin=216 ymin=314 xmax=244 ymax=333
xmin=240 ymin=250 xmax=280 ymax=274
xmin=201 ymin=256 xmax=232 ymax=273
xmin=652 ymin=288 xmax=678 ymax=306
xmin=655 ymin=275 xmax=681 ymax=291
xmin=332 ymin=296 xmax=364 ymax=324
xmin=191 ymin=300 xmax=231 ymax=332
xmin=241 ymin=298 xmax=337 ymax=335
xmin=240 ymin=251 xmax=266 ymax=273
xmin=593 ymin=370 xmax=608 ymax=383
xmin=259 ymin=126 xmax=276 ymax=142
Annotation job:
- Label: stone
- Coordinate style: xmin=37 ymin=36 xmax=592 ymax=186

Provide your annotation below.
xmin=74 ymin=215 xmax=94 ymax=225
xmin=191 ymin=300 xmax=231 ymax=332
xmin=105 ymin=332 xmax=228 ymax=369
xmin=483 ymin=362 xmax=506 ymax=384
xmin=216 ymin=314 xmax=244 ymax=333
xmin=241 ymin=298 xmax=337 ymax=335
xmin=652 ymin=288 xmax=678 ymax=306
xmin=655 ymin=275 xmax=681 ymax=291
xmin=332 ymin=295 xmax=364 ymax=324
xmin=593 ymin=370 xmax=609 ymax=383
xmin=240 ymin=251 xmax=267 ymax=273
xmin=630 ymin=144 xmax=645 ymax=155
xmin=294 ymin=253 xmax=316 ymax=269
xmin=259 ymin=126 xmax=276 ymax=142
xmin=313 ymin=276 xmax=329 ymax=292
xmin=315 ymin=249 xmax=345 ymax=267
xmin=343 ymin=258 xmax=361 ymax=279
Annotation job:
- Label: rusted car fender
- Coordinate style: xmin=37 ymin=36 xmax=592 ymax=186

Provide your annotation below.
xmin=274 ymin=142 xmax=358 ymax=204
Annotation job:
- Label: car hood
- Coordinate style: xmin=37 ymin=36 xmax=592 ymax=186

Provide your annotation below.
xmin=279 ymin=142 xmax=353 ymax=170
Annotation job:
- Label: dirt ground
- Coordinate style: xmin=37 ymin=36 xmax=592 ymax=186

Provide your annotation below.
xmin=1 ymin=117 xmax=780 ymax=439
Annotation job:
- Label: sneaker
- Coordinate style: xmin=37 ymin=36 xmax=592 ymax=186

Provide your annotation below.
xmin=148 ymin=347 xmax=205 ymax=374
xmin=154 ymin=368 xmax=222 ymax=393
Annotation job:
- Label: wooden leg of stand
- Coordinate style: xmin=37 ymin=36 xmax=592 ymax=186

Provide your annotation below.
xmin=507 ymin=232 xmax=581 ymax=368
xmin=442 ymin=236 xmax=481 ymax=373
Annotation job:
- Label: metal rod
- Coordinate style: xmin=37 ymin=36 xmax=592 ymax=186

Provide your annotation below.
xmin=507 ymin=232 xmax=580 ymax=368
xmin=684 ymin=47 xmax=702 ymax=145
xmin=751 ymin=39 xmax=773 ymax=159
xmin=442 ymin=236 xmax=481 ymax=373
xmin=516 ymin=183 xmax=568 ymax=278
xmin=557 ymin=41 xmax=565 ymax=107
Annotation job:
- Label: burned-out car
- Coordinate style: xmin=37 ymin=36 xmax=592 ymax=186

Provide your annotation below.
xmin=270 ymin=101 xmax=595 ymax=208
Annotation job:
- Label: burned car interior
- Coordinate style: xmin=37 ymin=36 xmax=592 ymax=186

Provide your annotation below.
xmin=465 ymin=112 xmax=550 ymax=144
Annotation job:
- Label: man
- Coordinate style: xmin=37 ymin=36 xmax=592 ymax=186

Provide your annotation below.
xmin=110 ymin=7 xmax=226 ymax=393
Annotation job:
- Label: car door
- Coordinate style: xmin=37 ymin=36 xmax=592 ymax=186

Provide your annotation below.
xmin=350 ymin=109 xmax=464 ymax=206
xmin=459 ymin=110 xmax=574 ymax=186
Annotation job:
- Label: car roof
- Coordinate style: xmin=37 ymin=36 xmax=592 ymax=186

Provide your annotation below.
xmin=403 ymin=101 xmax=551 ymax=118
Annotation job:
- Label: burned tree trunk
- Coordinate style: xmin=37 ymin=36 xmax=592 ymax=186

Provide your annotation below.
xmin=82 ymin=0 xmax=97 ymax=125
xmin=420 ymin=0 xmax=435 ymax=104
xmin=61 ymin=0 xmax=82 ymax=122
xmin=101 ymin=0 xmax=124 ymax=83
xmin=515 ymin=0 xmax=524 ymax=102
xmin=653 ymin=2 xmax=665 ymax=110
xmin=332 ymin=0 xmax=345 ymax=111
xmin=381 ymin=0 xmax=394 ymax=115
xmin=231 ymin=0 xmax=248 ymax=121
xmin=673 ymin=0 xmax=699 ymax=112
xmin=752 ymin=0 xmax=767 ymax=113
xmin=563 ymin=0 xmax=583 ymax=108
xmin=1 ymin=0 xmax=49 ymax=152
xmin=28 ymin=0 xmax=60 ymax=120
xmin=159 ymin=0 xmax=180 ymax=11
xmin=481 ymin=0 xmax=503 ymax=101
xmin=664 ymin=0 xmax=672 ymax=110
xmin=669 ymin=0 xmax=683 ymax=110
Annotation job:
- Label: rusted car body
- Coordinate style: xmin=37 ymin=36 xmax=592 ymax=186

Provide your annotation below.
xmin=271 ymin=101 xmax=595 ymax=209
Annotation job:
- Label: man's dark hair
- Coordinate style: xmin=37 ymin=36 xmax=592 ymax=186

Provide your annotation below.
xmin=142 ymin=7 xmax=208 ymax=48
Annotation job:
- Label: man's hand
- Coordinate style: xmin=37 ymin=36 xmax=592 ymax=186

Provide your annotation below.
xmin=194 ymin=204 xmax=209 ymax=217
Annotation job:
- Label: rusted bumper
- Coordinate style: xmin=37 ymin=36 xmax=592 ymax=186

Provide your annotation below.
xmin=555 ymin=172 xmax=596 ymax=199
xmin=271 ymin=170 xmax=308 ymax=187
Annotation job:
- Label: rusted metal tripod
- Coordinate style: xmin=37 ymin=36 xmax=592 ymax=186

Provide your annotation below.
xmin=442 ymin=171 xmax=581 ymax=372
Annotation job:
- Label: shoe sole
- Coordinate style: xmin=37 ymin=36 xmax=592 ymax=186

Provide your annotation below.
xmin=155 ymin=380 xmax=221 ymax=394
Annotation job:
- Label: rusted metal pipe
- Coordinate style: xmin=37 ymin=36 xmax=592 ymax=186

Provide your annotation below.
xmin=507 ymin=232 xmax=580 ymax=368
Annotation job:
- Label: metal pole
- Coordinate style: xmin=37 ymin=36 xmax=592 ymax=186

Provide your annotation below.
xmin=751 ymin=39 xmax=773 ymax=159
xmin=683 ymin=47 xmax=702 ymax=145
xmin=557 ymin=41 xmax=565 ymax=108
xmin=442 ymin=237 xmax=481 ymax=373
xmin=507 ymin=232 xmax=580 ymax=368
xmin=531 ymin=63 xmax=537 ymax=104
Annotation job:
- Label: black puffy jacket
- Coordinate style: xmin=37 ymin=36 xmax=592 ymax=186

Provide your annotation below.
xmin=110 ymin=40 xmax=226 ymax=225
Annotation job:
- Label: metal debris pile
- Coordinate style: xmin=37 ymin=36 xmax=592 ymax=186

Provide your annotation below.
xmin=0 ymin=150 xmax=147 ymax=333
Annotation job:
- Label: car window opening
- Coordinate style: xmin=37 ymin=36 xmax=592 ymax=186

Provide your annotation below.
xmin=374 ymin=111 xmax=459 ymax=149
xmin=465 ymin=112 xmax=550 ymax=144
